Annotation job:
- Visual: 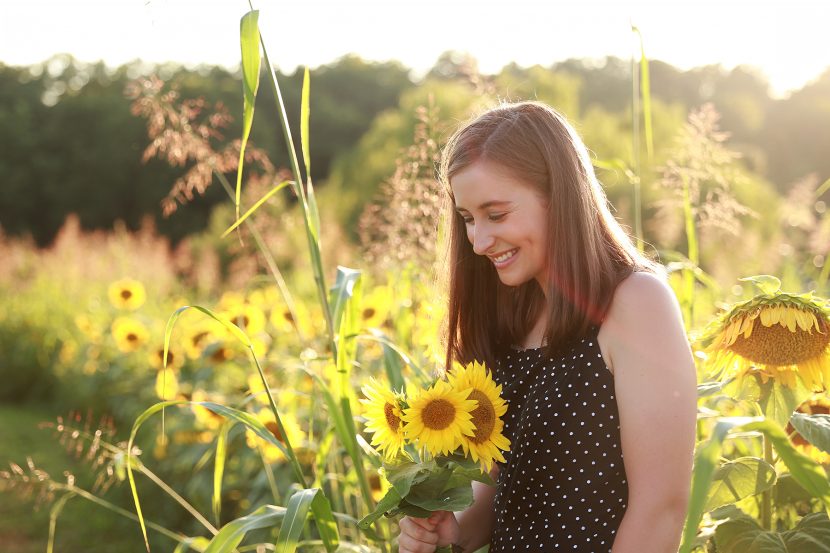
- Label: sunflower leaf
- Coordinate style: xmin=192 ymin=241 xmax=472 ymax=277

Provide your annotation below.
xmin=705 ymin=456 xmax=776 ymax=511
xmin=790 ymin=413 xmax=830 ymax=455
xmin=739 ymin=275 xmax=781 ymax=296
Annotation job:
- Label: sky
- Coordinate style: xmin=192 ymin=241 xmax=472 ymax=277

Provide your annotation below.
xmin=1 ymin=0 xmax=828 ymax=97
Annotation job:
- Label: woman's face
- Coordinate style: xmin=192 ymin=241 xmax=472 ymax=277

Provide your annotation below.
xmin=451 ymin=159 xmax=550 ymax=289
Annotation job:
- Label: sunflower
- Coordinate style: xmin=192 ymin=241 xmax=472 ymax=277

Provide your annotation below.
xmin=108 ymin=278 xmax=146 ymax=310
xmin=786 ymin=395 xmax=830 ymax=465
xmin=700 ymin=277 xmax=830 ymax=392
xmin=360 ymin=378 xmax=407 ymax=460
xmin=111 ymin=317 xmax=149 ymax=353
xmin=219 ymin=302 xmax=266 ymax=335
xmin=359 ymin=285 xmax=392 ymax=330
xmin=402 ymin=379 xmax=477 ymax=457
xmin=447 ymin=361 xmax=511 ymax=472
xmin=245 ymin=408 xmax=306 ymax=464
xmin=148 ymin=346 xmax=184 ymax=371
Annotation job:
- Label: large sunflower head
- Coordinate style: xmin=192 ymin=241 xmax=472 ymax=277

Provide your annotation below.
xmin=108 ymin=279 xmax=146 ymax=310
xmin=402 ymin=379 xmax=477 ymax=457
xmin=245 ymin=409 xmax=306 ymax=464
xmin=785 ymin=395 xmax=830 ymax=465
xmin=360 ymin=378 xmax=407 ymax=461
xmin=447 ymin=361 xmax=511 ymax=472
xmin=699 ymin=276 xmax=830 ymax=392
xmin=111 ymin=317 xmax=149 ymax=353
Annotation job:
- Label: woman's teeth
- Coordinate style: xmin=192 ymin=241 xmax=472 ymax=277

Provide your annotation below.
xmin=493 ymin=249 xmax=517 ymax=263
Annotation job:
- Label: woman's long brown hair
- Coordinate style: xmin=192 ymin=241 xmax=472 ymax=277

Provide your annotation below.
xmin=439 ymin=101 xmax=660 ymax=371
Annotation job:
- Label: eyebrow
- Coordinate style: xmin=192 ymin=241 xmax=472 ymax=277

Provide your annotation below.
xmin=455 ymin=200 xmax=512 ymax=213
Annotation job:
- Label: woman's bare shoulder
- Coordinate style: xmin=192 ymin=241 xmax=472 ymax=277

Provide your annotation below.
xmin=598 ymin=271 xmax=686 ymax=372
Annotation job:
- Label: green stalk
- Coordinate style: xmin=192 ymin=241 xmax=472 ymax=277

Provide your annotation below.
xmin=758 ymin=381 xmax=774 ymax=530
xmin=213 ymin=168 xmax=306 ymax=345
xmin=630 ymin=28 xmax=643 ymax=253
xmin=247 ymin=1 xmax=336 ymax=356
xmin=761 ymin=432 xmax=774 ymax=530
xmin=258 ymin=444 xmax=282 ymax=504
xmin=681 ymin=172 xmax=698 ymax=326
xmin=251 ymin=346 xmax=309 ymax=488
xmin=52 ymin=485 xmax=187 ymax=545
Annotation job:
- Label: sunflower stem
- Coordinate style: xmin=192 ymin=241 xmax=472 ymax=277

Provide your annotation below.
xmin=758 ymin=380 xmax=774 ymax=530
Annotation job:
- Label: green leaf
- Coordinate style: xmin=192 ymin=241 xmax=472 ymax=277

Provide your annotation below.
xmin=329 ymin=266 xmax=361 ymax=336
xmin=275 ymin=488 xmax=339 ymax=553
xmin=739 ymin=275 xmax=782 ymax=296
xmin=697 ymin=378 xmax=736 ymax=398
xmin=790 ymin=413 xmax=830 ymax=454
xmin=406 ymin=485 xmax=474 ymax=512
xmin=213 ymin=421 xmax=232 ymax=526
xmin=715 ymin=512 xmax=830 ymax=553
xmin=705 ymin=457 xmax=777 ymax=511
xmin=300 ymin=66 xmax=311 ymax=178
xmin=385 ymin=459 xmax=435 ymax=497
xmin=221 ymin=179 xmax=293 ymax=238
xmin=742 ymin=419 xmax=830 ymax=516
xmin=173 ymin=537 xmax=210 ymax=553
xmin=234 ymin=9 xmax=261 ymax=221
xmin=358 ymin=486 xmax=403 ymax=529
xmin=759 ymin=378 xmax=810 ymax=428
xmin=204 ymin=504 xmax=285 ymax=553
xmin=680 ymin=416 xmax=830 ymax=553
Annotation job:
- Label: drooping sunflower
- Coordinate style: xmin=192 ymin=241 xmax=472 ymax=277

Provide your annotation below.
xmin=360 ymin=378 xmax=407 ymax=460
xmin=108 ymin=278 xmax=146 ymax=310
xmin=111 ymin=317 xmax=149 ymax=353
xmin=700 ymin=277 xmax=830 ymax=392
xmin=402 ymin=379 xmax=477 ymax=457
xmin=447 ymin=361 xmax=511 ymax=473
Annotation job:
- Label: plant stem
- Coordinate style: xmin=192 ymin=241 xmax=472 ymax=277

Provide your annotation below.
xmin=761 ymin=431 xmax=774 ymax=530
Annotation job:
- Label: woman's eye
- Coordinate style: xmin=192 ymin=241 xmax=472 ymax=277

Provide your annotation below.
xmin=462 ymin=217 xmax=474 ymax=225
xmin=488 ymin=213 xmax=506 ymax=222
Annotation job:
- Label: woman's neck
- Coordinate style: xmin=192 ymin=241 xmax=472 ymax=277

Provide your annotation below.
xmin=520 ymin=312 xmax=548 ymax=349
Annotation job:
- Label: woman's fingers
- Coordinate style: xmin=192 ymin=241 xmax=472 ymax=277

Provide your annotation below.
xmin=398 ymin=516 xmax=440 ymax=553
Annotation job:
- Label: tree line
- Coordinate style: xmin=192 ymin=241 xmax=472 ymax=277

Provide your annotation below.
xmin=0 ymin=52 xmax=827 ymax=246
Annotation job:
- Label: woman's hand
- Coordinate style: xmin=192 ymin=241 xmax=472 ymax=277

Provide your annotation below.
xmin=398 ymin=511 xmax=460 ymax=553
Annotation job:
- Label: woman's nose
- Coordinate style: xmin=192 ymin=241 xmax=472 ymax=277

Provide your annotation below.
xmin=471 ymin=224 xmax=495 ymax=255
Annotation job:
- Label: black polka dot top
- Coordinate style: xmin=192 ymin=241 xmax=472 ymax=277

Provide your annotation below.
xmin=489 ymin=325 xmax=628 ymax=552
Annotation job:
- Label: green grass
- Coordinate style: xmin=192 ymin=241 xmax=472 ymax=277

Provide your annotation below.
xmin=0 ymin=403 xmax=144 ymax=553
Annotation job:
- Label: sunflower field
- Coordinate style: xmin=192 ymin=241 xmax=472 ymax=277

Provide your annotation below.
xmin=2 ymin=7 xmax=830 ymax=553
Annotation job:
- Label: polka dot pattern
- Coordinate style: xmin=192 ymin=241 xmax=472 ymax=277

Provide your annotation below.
xmin=490 ymin=325 xmax=628 ymax=552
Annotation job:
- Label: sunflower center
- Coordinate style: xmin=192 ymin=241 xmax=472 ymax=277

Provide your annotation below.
xmin=729 ymin=317 xmax=829 ymax=365
xmin=421 ymin=399 xmax=456 ymax=430
xmin=467 ymin=389 xmax=496 ymax=444
xmin=363 ymin=307 xmax=376 ymax=320
xmin=283 ymin=310 xmax=294 ymax=323
xmin=121 ymin=289 xmax=133 ymax=300
xmin=127 ymin=333 xmax=138 ymax=342
xmin=383 ymin=402 xmax=400 ymax=432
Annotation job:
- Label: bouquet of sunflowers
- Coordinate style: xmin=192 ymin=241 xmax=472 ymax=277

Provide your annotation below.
xmin=358 ymin=361 xmax=511 ymax=529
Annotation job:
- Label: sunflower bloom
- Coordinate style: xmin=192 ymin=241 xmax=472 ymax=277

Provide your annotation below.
xmin=361 ymin=378 xmax=407 ymax=460
xmin=245 ymin=409 xmax=306 ymax=464
xmin=108 ymin=279 xmax=146 ymax=310
xmin=786 ymin=395 xmax=830 ymax=465
xmin=448 ymin=361 xmax=511 ymax=472
xmin=112 ymin=317 xmax=149 ymax=353
xmin=701 ymin=285 xmax=830 ymax=392
xmin=402 ymin=379 xmax=477 ymax=457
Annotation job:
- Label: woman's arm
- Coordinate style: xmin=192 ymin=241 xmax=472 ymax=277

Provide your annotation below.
xmin=453 ymin=473 xmax=499 ymax=551
xmin=600 ymin=272 xmax=698 ymax=553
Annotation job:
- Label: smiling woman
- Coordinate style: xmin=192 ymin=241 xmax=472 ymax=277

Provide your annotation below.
xmin=396 ymin=101 xmax=698 ymax=553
